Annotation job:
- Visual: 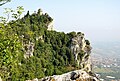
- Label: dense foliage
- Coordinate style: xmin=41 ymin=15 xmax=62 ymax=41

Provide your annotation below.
xmin=0 ymin=8 xmax=79 ymax=80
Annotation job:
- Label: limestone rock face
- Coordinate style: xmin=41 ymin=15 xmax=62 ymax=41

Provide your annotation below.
xmin=39 ymin=70 xmax=99 ymax=81
xmin=70 ymin=32 xmax=92 ymax=71
xmin=47 ymin=21 xmax=54 ymax=31
xmin=0 ymin=77 xmax=2 ymax=81
xmin=26 ymin=78 xmax=38 ymax=81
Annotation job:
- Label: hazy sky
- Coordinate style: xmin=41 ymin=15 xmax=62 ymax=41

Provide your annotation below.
xmin=0 ymin=0 xmax=120 ymax=42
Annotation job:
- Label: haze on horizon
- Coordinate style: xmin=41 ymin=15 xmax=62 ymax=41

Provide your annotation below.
xmin=0 ymin=0 xmax=120 ymax=42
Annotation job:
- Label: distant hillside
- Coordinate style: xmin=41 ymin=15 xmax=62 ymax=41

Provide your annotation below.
xmin=92 ymin=41 xmax=120 ymax=58
xmin=91 ymin=41 xmax=120 ymax=80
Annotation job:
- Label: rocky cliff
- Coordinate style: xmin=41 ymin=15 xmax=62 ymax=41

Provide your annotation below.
xmin=39 ymin=70 xmax=99 ymax=81
xmin=37 ymin=32 xmax=99 ymax=81
xmin=70 ymin=32 xmax=92 ymax=72
xmin=0 ymin=8 xmax=99 ymax=81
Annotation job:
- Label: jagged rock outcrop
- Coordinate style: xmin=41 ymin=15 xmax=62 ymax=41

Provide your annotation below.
xmin=47 ymin=20 xmax=54 ymax=31
xmin=39 ymin=70 xmax=99 ymax=81
xmin=38 ymin=32 xmax=99 ymax=81
xmin=70 ymin=32 xmax=92 ymax=72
